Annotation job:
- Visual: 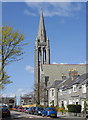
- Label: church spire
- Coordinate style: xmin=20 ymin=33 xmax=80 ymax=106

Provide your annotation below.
xmin=37 ymin=9 xmax=46 ymax=40
xmin=34 ymin=9 xmax=50 ymax=104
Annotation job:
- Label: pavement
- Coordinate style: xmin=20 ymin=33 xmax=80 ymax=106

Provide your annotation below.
xmin=57 ymin=112 xmax=87 ymax=120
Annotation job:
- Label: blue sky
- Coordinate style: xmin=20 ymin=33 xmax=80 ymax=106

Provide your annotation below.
xmin=2 ymin=2 xmax=86 ymax=101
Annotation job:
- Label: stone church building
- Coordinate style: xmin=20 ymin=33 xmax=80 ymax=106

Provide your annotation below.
xmin=34 ymin=10 xmax=86 ymax=105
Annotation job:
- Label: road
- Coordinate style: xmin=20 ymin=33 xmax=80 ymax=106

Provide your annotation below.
xmin=1 ymin=111 xmax=87 ymax=120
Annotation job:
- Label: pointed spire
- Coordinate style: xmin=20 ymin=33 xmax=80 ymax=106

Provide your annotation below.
xmin=37 ymin=9 xmax=46 ymax=39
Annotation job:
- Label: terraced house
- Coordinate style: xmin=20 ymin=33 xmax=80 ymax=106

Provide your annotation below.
xmin=48 ymin=71 xmax=88 ymax=111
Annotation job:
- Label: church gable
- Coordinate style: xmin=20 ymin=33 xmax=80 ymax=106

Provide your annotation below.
xmin=42 ymin=64 xmax=86 ymax=84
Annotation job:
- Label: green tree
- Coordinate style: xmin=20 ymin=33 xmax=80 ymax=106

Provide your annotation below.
xmin=0 ymin=26 xmax=27 ymax=89
xmin=84 ymin=100 xmax=87 ymax=112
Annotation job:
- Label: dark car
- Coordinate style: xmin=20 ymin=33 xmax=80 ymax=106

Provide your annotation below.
xmin=0 ymin=105 xmax=10 ymax=118
xmin=26 ymin=107 xmax=36 ymax=114
xmin=34 ymin=107 xmax=44 ymax=115
xmin=42 ymin=107 xmax=57 ymax=117
xmin=30 ymin=107 xmax=36 ymax=114
xmin=86 ymin=108 xmax=88 ymax=118
xmin=26 ymin=107 xmax=32 ymax=114
xmin=24 ymin=107 xmax=29 ymax=113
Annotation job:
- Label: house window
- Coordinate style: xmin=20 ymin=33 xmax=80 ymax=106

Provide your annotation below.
xmin=52 ymin=89 xmax=54 ymax=96
xmin=82 ymin=84 xmax=86 ymax=93
xmin=59 ymin=89 xmax=62 ymax=95
xmin=68 ymin=89 xmax=71 ymax=94
xmin=73 ymin=85 xmax=77 ymax=92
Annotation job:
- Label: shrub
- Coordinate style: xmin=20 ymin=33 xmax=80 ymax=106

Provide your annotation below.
xmin=58 ymin=106 xmax=65 ymax=114
xmin=67 ymin=104 xmax=81 ymax=113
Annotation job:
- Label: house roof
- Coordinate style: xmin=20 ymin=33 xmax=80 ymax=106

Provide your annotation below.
xmin=21 ymin=97 xmax=32 ymax=99
xmin=49 ymin=73 xmax=88 ymax=91
xmin=57 ymin=78 xmax=72 ymax=89
xmin=63 ymin=73 xmax=88 ymax=90
xmin=49 ymin=80 xmax=63 ymax=88
xmin=80 ymin=78 xmax=88 ymax=84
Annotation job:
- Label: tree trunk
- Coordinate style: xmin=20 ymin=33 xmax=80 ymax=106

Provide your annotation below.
xmin=0 ymin=45 xmax=4 ymax=81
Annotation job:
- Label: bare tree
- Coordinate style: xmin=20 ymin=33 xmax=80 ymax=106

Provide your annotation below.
xmin=34 ymin=81 xmax=45 ymax=105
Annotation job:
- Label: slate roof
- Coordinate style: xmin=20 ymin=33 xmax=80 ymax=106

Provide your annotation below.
xmin=63 ymin=73 xmax=88 ymax=90
xmin=81 ymin=78 xmax=88 ymax=84
xmin=57 ymin=78 xmax=72 ymax=90
xmin=49 ymin=80 xmax=63 ymax=88
xmin=73 ymin=73 xmax=88 ymax=84
xmin=49 ymin=73 xmax=88 ymax=91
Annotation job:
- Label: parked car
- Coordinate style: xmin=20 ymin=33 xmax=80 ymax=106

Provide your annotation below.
xmin=34 ymin=107 xmax=44 ymax=115
xmin=24 ymin=107 xmax=29 ymax=113
xmin=0 ymin=105 xmax=10 ymax=118
xmin=86 ymin=108 xmax=88 ymax=118
xmin=13 ymin=107 xmax=18 ymax=111
xmin=30 ymin=107 xmax=36 ymax=114
xmin=26 ymin=107 xmax=32 ymax=114
xmin=86 ymin=115 xmax=88 ymax=118
xmin=26 ymin=107 xmax=36 ymax=114
xmin=42 ymin=107 xmax=57 ymax=117
xmin=17 ymin=107 xmax=24 ymax=112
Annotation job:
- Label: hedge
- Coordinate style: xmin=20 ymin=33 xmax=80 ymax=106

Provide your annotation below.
xmin=67 ymin=104 xmax=81 ymax=113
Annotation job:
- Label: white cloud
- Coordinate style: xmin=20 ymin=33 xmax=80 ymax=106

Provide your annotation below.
xmin=78 ymin=61 xmax=88 ymax=64
xmin=52 ymin=62 xmax=87 ymax=65
xmin=52 ymin=62 xmax=58 ymax=64
xmin=2 ymin=93 xmax=15 ymax=97
xmin=16 ymin=88 xmax=33 ymax=96
xmin=2 ymin=93 xmax=7 ymax=97
xmin=9 ymin=93 xmax=16 ymax=97
xmin=17 ymin=88 xmax=24 ymax=93
xmin=16 ymin=88 xmax=27 ymax=96
xmin=60 ymin=63 xmax=64 ymax=64
xmin=24 ymin=2 xmax=83 ymax=17
xmin=24 ymin=9 xmax=36 ymax=16
xmin=52 ymin=62 xmax=68 ymax=64
xmin=79 ymin=63 xmax=85 ymax=64
xmin=2 ymin=88 xmax=33 ymax=98
xmin=60 ymin=63 xmax=68 ymax=64
xmin=25 ymin=65 xmax=34 ymax=73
